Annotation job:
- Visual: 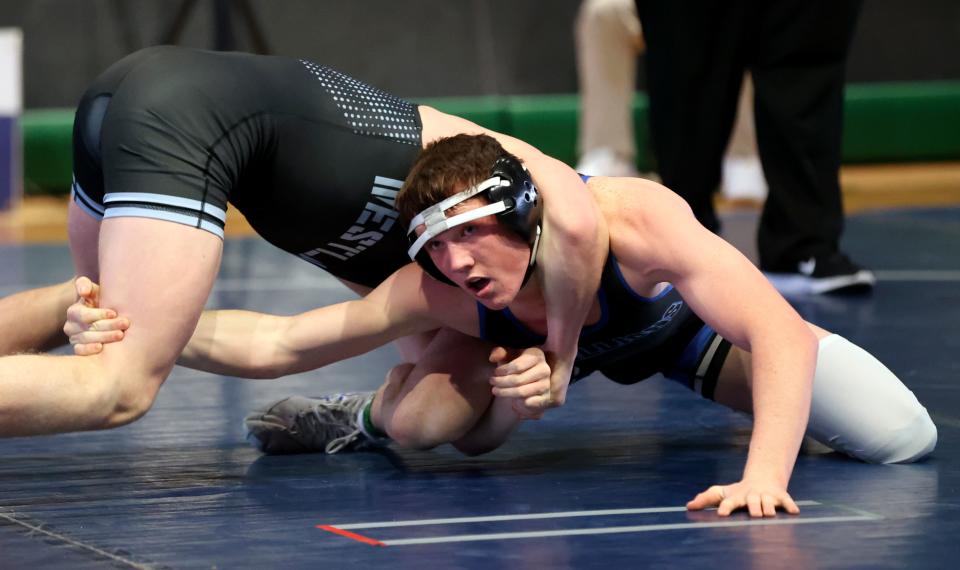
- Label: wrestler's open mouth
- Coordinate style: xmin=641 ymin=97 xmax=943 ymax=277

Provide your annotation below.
xmin=466 ymin=276 xmax=491 ymax=293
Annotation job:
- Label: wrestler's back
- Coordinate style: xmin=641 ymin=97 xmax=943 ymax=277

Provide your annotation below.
xmin=78 ymin=46 xmax=423 ymax=287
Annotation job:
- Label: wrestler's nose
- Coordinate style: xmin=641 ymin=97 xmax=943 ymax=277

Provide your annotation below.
xmin=445 ymin=243 xmax=475 ymax=274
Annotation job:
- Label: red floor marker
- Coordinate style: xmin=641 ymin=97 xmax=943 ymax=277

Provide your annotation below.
xmin=317 ymin=524 xmax=386 ymax=547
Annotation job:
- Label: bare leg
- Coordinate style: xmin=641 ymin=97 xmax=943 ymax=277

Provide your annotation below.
xmin=371 ymin=328 xmax=497 ymax=451
xmin=576 ymin=0 xmax=643 ymax=164
xmin=326 ymin=279 xmax=515 ymax=454
xmin=0 ymin=218 xmax=222 ymax=436
xmin=715 ymin=323 xmax=831 ymax=412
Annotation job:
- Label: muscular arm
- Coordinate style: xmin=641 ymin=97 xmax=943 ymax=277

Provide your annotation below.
xmin=613 ymin=180 xmax=817 ymax=505
xmin=420 ymin=106 xmax=608 ymax=408
xmin=179 ymin=302 xmax=423 ymax=378
xmin=68 ymin=265 xmax=481 ymax=379
xmin=177 ymin=265 xmax=474 ymax=378
xmin=503 ymin=138 xmax=608 ymax=407
xmin=0 ymin=280 xmax=76 ymax=354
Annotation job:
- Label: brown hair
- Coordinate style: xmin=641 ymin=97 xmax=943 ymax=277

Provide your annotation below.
xmin=397 ymin=133 xmax=518 ymax=224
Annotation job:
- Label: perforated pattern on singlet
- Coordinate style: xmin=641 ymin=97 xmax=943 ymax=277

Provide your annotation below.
xmin=300 ymin=60 xmax=420 ymax=145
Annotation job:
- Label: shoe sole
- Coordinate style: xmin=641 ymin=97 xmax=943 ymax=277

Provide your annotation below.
xmin=763 ymin=270 xmax=877 ymax=296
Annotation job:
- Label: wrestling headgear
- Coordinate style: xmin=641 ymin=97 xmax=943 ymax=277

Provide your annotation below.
xmin=406 ymin=155 xmax=542 ymax=286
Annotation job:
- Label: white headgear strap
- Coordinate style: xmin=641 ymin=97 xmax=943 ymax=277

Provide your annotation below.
xmin=406 ymin=176 xmax=510 ymax=260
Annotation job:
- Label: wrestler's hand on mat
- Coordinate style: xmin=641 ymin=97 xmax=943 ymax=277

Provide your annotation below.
xmin=63 ymin=276 xmax=130 ymax=356
xmin=686 ymin=479 xmax=800 ymax=518
xmin=488 ymin=346 xmax=552 ymax=420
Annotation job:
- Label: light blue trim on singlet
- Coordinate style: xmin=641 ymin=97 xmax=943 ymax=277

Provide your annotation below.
xmin=103 ymin=207 xmax=225 ymax=239
xmin=104 ymin=192 xmax=228 ymax=223
xmin=71 ymin=179 xmax=105 ymax=219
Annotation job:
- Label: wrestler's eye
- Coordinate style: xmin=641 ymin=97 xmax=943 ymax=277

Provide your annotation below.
xmin=426 ymin=240 xmax=444 ymax=252
xmin=461 ymin=224 xmax=476 ymax=237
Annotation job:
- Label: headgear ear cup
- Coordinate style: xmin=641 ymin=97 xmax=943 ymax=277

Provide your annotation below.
xmin=489 ymin=157 xmax=541 ymax=244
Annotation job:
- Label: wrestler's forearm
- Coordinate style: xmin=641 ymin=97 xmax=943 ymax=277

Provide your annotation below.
xmin=742 ymin=336 xmax=817 ymax=485
xmin=539 ymin=216 xmax=605 ymax=356
xmin=0 ymin=280 xmax=76 ymax=355
xmin=537 ymin=161 xmax=608 ymax=376
xmin=177 ymin=309 xmax=288 ymax=377
xmin=470 ymin=123 xmax=607 ymax=361
xmin=179 ymin=296 xmax=432 ymax=379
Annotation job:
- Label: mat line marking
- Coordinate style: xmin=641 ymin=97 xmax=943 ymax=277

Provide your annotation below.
xmin=930 ymin=412 xmax=960 ymax=429
xmin=0 ymin=511 xmax=155 ymax=569
xmin=327 ymin=501 xmax=823 ymax=530
xmin=873 ymin=270 xmax=960 ymax=281
xmin=317 ymin=525 xmax=385 ymax=547
xmin=379 ymin=514 xmax=882 ymax=546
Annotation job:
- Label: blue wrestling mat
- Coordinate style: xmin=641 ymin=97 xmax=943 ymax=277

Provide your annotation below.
xmin=0 ymin=207 xmax=957 ymax=569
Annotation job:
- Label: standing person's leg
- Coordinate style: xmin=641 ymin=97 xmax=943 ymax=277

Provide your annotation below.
xmin=575 ymin=0 xmax=643 ymax=176
xmin=0 ymin=217 xmax=221 ymax=436
xmin=635 ymin=0 xmax=748 ymax=232
xmin=712 ymin=323 xmax=936 ymax=464
xmin=721 ymin=73 xmax=768 ymax=202
xmin=751 ymin=0 xmax=866 ymax=276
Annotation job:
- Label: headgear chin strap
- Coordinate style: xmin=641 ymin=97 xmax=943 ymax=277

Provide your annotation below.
xmin=406 ymin=156 xmax=542 ymax=286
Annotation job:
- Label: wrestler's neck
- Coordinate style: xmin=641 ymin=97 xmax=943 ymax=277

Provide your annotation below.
xmin=504 ymin=271 xmax=603 ymax=335
xmin=501 ymin=272 xmax=547 ymax=331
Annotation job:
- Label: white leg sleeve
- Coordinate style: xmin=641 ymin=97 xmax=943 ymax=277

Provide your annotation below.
xmin=807 ymin=335 xmax=937 ymax=464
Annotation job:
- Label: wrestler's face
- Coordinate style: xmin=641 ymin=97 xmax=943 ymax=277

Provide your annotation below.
xmin=422 ymin=199 xmax=531 ymax=309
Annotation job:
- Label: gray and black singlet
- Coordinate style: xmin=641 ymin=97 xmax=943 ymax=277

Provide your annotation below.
xmin=478 ymin=253 xmax=733 ymax=397
xmin=72 ymin=46 xmax=422 ymax=288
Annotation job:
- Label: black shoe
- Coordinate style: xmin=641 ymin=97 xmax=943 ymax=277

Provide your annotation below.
xmin=762 ymin=253 xmax=876 ymax=296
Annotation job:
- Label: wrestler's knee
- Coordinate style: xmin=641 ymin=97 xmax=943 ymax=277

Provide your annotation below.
xmin=869 ymin=409 xmax=937 ymax=464
xmin=83 ymin=356 xmax=165 ymax=429
xmin=807 ymin=335 xmax=937 ymax=464
xmin=386 ymin=404 xmax=451 ymax=451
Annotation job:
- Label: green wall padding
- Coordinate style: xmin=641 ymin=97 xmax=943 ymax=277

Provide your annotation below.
xmin=417 ymin=96 xmax=509 ymax=133
xmin=20 ymin=82 xmax=960 ymax=196
xmin=843 ymin=82 xmax=960 ymax=163
xmin=21 ymin=108 xmax=73 ymax=195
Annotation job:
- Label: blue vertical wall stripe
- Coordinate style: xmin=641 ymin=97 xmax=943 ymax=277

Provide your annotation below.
xmin=0 ymin=115 xmax=16 ymax=209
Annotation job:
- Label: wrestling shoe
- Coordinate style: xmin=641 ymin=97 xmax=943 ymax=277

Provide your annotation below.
xmin=244 ymin=393 xmax=382 ymax=454
xmin=763 ymin=252 xmax=876 ymax=296
xmin=576 ymin=148 xmax=639 ymax=178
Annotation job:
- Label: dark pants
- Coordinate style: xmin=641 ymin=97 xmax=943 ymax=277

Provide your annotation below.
xmin=635 ymin=0 xmax=862 ymax=270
